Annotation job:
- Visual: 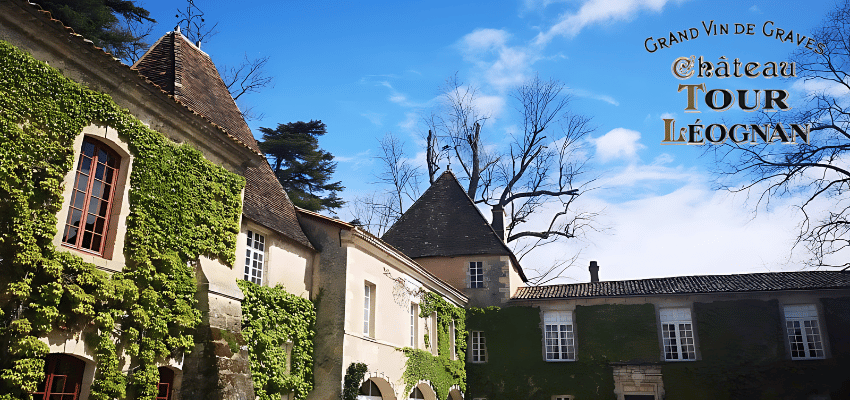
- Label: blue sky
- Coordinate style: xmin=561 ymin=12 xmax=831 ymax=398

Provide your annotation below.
xmin=139 ymin=0 xmax=841 ymax=283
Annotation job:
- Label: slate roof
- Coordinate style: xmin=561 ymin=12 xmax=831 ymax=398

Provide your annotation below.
xmin=243 ymin=162 xmax=313 ymax=249
xmin=382 ymin=170 xmax=527 ymax=281
xmin=134 ymin=30 xmax=312 ymax=249
xmin=512 ymin=271 xmax=850 ymax=300
xmin=133 ymin=30 xmax=261 ymax=154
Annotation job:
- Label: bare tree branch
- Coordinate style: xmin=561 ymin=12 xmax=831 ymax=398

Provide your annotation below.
xmin=223 ymin=54 xmax=274 ymax=101
xmin=708 ymin=1 xmax=850 ymax=269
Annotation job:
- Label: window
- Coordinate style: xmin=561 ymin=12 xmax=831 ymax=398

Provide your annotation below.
xmin=470 ymin=331 xmax=487 ymax=363
xmin=544 ymin=311 xmax=575 ymax=361
xmin=33 ymin=354 xmax=85 ymax=400
xmin=156 ymin=367 xmax=174 ymax=400
xmin=429 ymin=312 xmax=438 ymax=355
xmin=784 ymin=304 xmax=825 ymax=359
xmin=449 ymin=320 xmax=457 ymax=360
xmin=660 ymin=308 xmax=696 ymax=361
xmin=244 ymin=230 xmax=265 ymax=284
xmin=410 ymin=303 xmax=418 ymax=348
xmin=552 ymin=396 xmax=574 ymax=400
xmin=61 ymin=138 xmax=120 ymax=255
xmin=364 ymin=282 xmax=375 ymax=337
xmin=359 ymin=379 xmax=382 ymax=400
xmin=409 ymin=386 xmax=425 ymax=399
xmin=469 ymin=261 xmax=484 ymax=288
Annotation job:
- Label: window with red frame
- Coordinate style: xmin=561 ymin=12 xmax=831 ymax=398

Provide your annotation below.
xmin=157 ymin=367 xmax=175 ymax=400
xmin=61 ymin=138 xmax=120 ymax=255
xmin=32 ymin=354 xmax=85 ymax=400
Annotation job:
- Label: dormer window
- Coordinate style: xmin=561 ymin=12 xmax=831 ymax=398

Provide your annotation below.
xmin=61 ymin=138 xmax=120 ymax=256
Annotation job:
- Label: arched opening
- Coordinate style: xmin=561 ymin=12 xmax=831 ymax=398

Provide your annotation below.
xmin=412 ymin=382 xmax=437 ymax=400
xmin=32 ymin=353 xmax=86 ymax=400
xmin=446 ymin=388 xmax=464 ymax=400
xmin=156 ymin=367 xmax=175 ymax=400
xmin=358 ymin=379 xmax=383 ymax=400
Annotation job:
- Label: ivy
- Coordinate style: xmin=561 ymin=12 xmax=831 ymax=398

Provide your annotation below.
xmin=400 ymin=292 xmax=466 ymax=399
xmin=0 ymin=40 xmax=244 ymax=399
xmin=238 ymin=280 xmax=315 ymax=400
xmin=342 ymin=362 xmax=368 ymax=400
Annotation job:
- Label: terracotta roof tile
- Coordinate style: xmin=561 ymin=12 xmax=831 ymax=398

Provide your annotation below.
xmin=133 ymin=31 xmax=262 ymax=154
xmin=512 ymin=271 xmax=850 ymax=300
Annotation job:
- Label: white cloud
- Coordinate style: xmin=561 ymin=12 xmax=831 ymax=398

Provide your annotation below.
xmin=592 ymin=128 xmax=646 ymax=162
xmin=473 ymin=94 xmax=507 ymax=119
xmin=516 ymin=165 xmax=814 ymax=284
xmin=568 ymin=88 xmax=619 ymax=106
xmin=459 ymin=29 xmax=538 ymax=92
xmin=534 ymin=0 xmax=681 ymax=45
xmin=361 ymin=112 xmax=384 ymax=126
xmin=462 ymin=28 xmax=510 ymax=54
xmin=749 ymin=5 xmax=762 ymax=13
xmin=791 ymin=77 xmax=850 ymax=99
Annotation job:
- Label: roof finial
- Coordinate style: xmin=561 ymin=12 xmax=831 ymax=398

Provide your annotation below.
xmin=174 ymin=25 xmax=181 ymax=33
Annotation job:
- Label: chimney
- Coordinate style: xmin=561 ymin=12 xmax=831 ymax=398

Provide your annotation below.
xmin=589 ymin=261 xmax=599 ymax=282
xmin=491 ymin=205 xmax=506 ymax=242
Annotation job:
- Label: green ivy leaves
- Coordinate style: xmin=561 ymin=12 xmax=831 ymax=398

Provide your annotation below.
xmin=238 ymin=281 xmax=315 ymax=400
xmin=0 ymin=40 xmax=244 ymax=399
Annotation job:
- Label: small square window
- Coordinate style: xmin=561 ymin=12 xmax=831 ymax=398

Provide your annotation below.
xmin=784 ymin=304 xmax=825 ymax=360
xmin=659 ymin=307 xmax=696 ymax=361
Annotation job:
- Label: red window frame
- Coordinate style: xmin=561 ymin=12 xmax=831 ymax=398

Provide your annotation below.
xmin=32 ymin=354 xmax=85 ymax=400
xmin=157 ymin=367 xmax=175 ymax=400
xmin=61 ymin=138 xmax=120 ymax=256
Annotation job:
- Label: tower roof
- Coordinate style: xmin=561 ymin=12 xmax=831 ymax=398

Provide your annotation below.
xmin=134 ymin=30 xmax=312 ymax=249
xmin=133 ymin=30 xmax=261 ymax=154
xmin=383 ymin=170 xmax=526 ymax=281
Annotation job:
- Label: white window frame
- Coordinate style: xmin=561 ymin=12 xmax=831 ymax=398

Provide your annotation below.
xmin=364 ymin=282 xmax=375 ymax=337
xmin=660 ymin=307 xmax=696 ymax=361
xmin=244 ymin=230 xmax=265 ymax=284
xmin=783 ymin=304 xmax=826 ymax=360
xmin=449 ymin=320 xmax=457 ymax=360
xmin=552 ymin=396 xmax=574 ymax=400
xmin=410 ymin=303 xmax=418 ymax=348
xmin=469 ymin=261 xmax=484 ymax=288
xmin=544 ymin=310 xmax=575 ymax=361
xmin=470 ymin=330 xmax=487 ymax=363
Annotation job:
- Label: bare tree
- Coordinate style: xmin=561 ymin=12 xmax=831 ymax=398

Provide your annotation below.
xmin=351 ymin=133 xmax=423 ymax=236
xmin=710 ymin=1 xmax=850 ymax=270
xmin=421 ymin=74 xmax=599 ymax=284
xmin=223 ymin=54 xmax=274 ymax=102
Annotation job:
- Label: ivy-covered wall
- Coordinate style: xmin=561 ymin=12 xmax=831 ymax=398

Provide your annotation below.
xmin=664 ymin=298 xmax=850 ymax=400
xmin=467 ymin=298 xmax=850 ymax=400
xmin=466 ymin=304 xmax=657 ymax=400
xmin=0 ymin=39 xmax=245 ymax=399
xmin=401 ymin=292 xmax=467 ymax=399
xmin=238 ymin=281 xmax=315 ymax=400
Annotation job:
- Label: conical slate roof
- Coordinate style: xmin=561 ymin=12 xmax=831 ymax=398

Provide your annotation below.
xmin=133 ymin=30 xmax=312 ymax=249
xmin=383 ymin=170 xmax=516 ymax=260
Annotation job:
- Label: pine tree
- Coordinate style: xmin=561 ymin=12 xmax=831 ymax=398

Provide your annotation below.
xmin=258 ymin=120 xmax=344 ymax=211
